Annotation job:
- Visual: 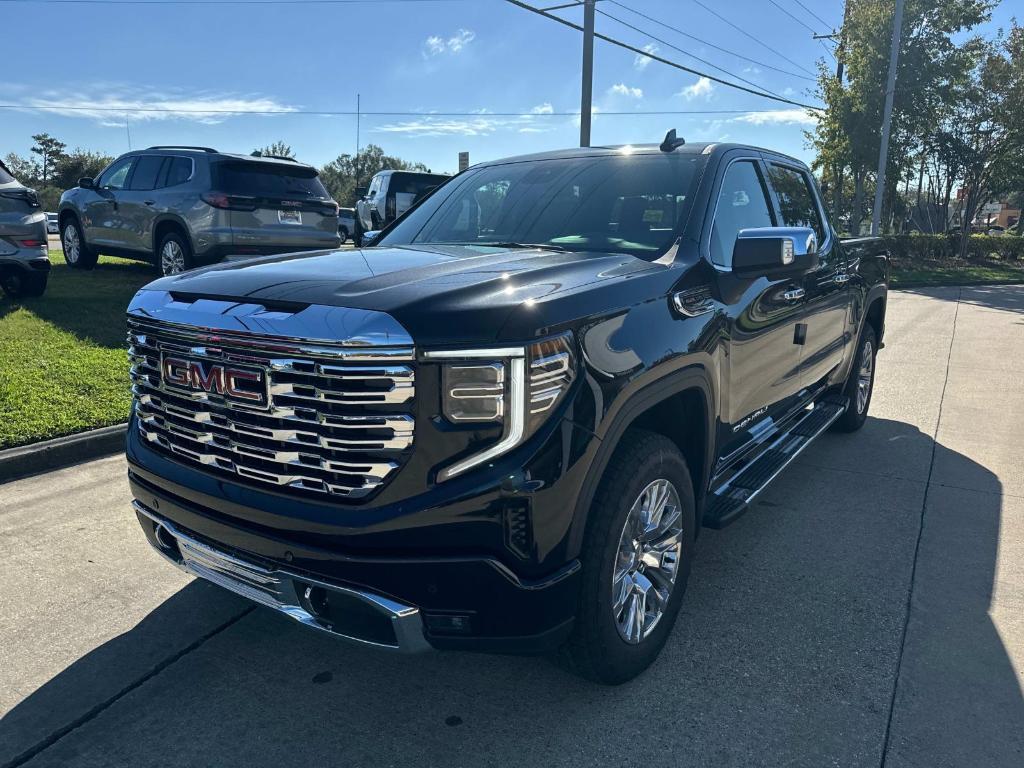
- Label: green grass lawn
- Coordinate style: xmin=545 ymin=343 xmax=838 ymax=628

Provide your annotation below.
xmin=890 ymin=258 xmax=1024 ymax=288
xmin=0 ymin=249 xmax=154 ymax=449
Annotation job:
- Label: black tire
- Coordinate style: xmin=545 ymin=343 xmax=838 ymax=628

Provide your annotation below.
xmin=61 ymin=218 xmax=98 ymax=270
xmin=339 ymin=227 xmax=349 ymax=245
xmin=0 ymin=270 xmax=48 ymax=299
xmin=353 ymin=216 xmax=365 ymax=247
xmin=833 ymin=324 xmax=878 ymax=433
xmin=563 ymin=430 xmax=696 ymax=685
xmin=156 ymin=231 xmax=194 ymax=277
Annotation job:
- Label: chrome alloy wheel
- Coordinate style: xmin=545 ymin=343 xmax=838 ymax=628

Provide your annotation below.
xmin=612 ymin=478 xmax=684 ymax=644
xmin=63 ymin=224 xmax=80 ymax=264
xmin=856 ymin=338 xmax=874 ymax=414
xmin=160 ymin=240 xmax=185 ymax=276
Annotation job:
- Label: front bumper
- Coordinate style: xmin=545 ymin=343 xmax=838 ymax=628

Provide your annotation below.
xmin=128 ymin=463 xmax=582 ymax=653
xmin=135 ymin=500 xmax=431 ymax=652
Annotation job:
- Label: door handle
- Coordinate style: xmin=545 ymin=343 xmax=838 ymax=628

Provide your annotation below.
xmin=833 ymin=273 xmax=850 ymax=284
xmin=781 ymin=288 xmax=805 ymax=302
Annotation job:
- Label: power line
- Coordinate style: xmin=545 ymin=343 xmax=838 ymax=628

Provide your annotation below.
xmin=790 ymin=0 xmax=835 ymax=30
xmin=0 ymin=0 xmax=466 ymax=4
xmin=0 ymin=104 xmax=804 ymax=116
xmin=688 ymin=0 xmax=817 ymax=78
xmin=765 ymin=0 xmax=819 ymax=35
xmin=607 ymin=0 xmax=815 ymax=82
xmin=504 ymin=0 xmax=822 ymax=110
xmin=596 ymin=7 xmax=800 ymax=104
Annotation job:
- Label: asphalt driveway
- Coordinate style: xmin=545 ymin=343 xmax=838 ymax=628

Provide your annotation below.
xmin=1 ymin=285 xmax=1022 ymax=767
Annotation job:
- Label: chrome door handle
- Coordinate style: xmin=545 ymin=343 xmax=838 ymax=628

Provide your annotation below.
xmin=834 ymin=273 xmax=850 ymax=284
xmin=781 ymin=288 xmax=805 ymax=302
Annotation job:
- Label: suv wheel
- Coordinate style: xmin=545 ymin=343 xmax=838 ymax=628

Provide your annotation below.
xmin=1 ymin=270 xmax=47 ymax=299
xmin=563 ymin=430 xmax=696 ymax=684
xmin=62 ymin=219 xmax=97 ymax=270
xmin=833 ymin=325 xmax=877 ymax=432
xmin=157 ymin=232 xmax=193 ymax=276
xmin=338 ymin=227 xmax=349 ymax=245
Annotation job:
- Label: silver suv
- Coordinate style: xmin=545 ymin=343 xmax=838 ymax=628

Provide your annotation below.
xmin=0 ymin=159 xmax=50 ymax=299
xmin=58 ymin=146 xmax=340 ymax=276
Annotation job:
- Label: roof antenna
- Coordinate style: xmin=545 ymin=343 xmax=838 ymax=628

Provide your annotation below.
xmin=659 ymin=129 xmax=686 ymax=152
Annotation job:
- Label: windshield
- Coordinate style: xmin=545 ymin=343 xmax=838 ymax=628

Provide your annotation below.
xmin=378 ymin=153 xmax=705 ymax=259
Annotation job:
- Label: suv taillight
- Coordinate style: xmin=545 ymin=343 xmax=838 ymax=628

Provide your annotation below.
xmin=201 ymin=191 xmax=257 ymax=211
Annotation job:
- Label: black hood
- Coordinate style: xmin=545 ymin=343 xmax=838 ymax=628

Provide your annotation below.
xmin=143 ymin=244 xmax=672 ymax=345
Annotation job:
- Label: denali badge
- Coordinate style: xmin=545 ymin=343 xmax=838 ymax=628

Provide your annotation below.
xmin=160 ymin=355 xmax=268 ymax=407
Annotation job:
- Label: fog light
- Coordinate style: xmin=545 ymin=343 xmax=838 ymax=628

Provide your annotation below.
xmin=425 ymin=613 xmax=473 ymax=635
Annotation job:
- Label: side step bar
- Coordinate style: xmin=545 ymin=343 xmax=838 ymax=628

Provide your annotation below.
xmin=703 ymin=397 xmax=847 ymax=529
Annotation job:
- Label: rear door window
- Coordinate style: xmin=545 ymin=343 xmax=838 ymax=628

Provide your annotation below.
xmin=766 ymin=163 xmax=826 ymax=244
xmin=127 ymin=155 xmax=165 ymax=191
xmin=216 ymin=162 xmax=329 ymax=199
xmin=159 ymin=157 xmax=193 ymax=188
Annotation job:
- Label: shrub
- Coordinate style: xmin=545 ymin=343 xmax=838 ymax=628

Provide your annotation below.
xmin=877 ymin=234 xmax=1024 ymax=263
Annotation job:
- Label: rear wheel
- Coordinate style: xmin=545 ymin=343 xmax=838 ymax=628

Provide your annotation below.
xmin=157 ymin=231 xmax=193 ymax=277
xmin=563 ymin=430 xmax=696 ymax=684
xmin=62 ymin=218 xmax=97 ymax=270
xmin=833 ymin=325 xmax=877 ymax=432
xmin=339 ymin=227 xmax=349 ymax=245
xmin=1 ymin=270 xmax=48 ymax=299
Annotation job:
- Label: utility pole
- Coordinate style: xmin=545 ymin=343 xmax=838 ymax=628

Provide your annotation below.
xmin=579 ymin=0 xmax=595 ymax=147
xmin=871 ymin=0 xmax=904 ymax=236
xmin=355 ymin=93 xmax=361 ymax=188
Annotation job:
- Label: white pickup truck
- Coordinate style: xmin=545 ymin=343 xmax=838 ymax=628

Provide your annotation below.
xmin=354 ymin=169 xmax=448 ymax=245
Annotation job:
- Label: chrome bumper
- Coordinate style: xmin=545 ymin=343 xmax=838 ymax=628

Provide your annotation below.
xmin=133 ymin=501 xmax=431 ymax=653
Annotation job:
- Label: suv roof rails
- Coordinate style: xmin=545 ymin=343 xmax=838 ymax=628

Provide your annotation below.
xmin=147 ymin=145 xmax=218 ymax=153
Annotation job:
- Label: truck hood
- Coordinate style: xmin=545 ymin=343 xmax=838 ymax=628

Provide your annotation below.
xmin=143 ymin=244 xmax=666 ymax=345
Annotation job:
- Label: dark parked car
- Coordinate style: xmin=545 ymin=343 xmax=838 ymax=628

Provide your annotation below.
xmin=125 ymin=136 xmax=888 ymax=683
xmin=0 ymin=159 xmax=50 ymax=298
xmin=58 ymin=146 xmax=340 ymax=276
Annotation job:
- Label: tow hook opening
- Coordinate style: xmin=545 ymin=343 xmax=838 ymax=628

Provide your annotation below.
xmin=152 ymin=522 xmax=183 ymax=563
xmin=296 ymin=582 xmax=399 ymax=647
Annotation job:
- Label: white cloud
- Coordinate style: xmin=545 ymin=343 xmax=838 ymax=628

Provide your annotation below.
xmin=634 ymin=43 xmax=659 ymax=71
xmin=11 ymin=86 xmax=297 ymax=125
xmin=679 ymin=77 xmax=714 ymax=101
xmin=732 ymin=109 xmax=816 ymax=126
xmin=531 ymin=102 xmax=554 ymax=114
xmin=608 ymin=83 xmax=643 ymax=99
xmin=375 ymin=103 xmax=560 ymax=138
xmin=423 ymin=28 xmax=475 ymax=57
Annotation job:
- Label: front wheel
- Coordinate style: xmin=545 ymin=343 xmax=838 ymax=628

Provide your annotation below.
xmin=563 ymin=430 xmax=696 ymax=684
xmin=833 ymin=325 xmax=877 ymax=432
xmin=1 ymin=270 xmax=48 ymax=299
xmin=338 ymin=227 xmax=349 ymax=245
xmin=62 ymin=219 xmax=98 ymax=270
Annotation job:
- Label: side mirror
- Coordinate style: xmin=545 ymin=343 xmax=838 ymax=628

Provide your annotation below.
xmin=360 ymin=230 xmax=381 ymax=247
xmin=78 ymin=177 xmax=95 ymax=189
xmin=732 ymin=227 xmax=819 ymax=279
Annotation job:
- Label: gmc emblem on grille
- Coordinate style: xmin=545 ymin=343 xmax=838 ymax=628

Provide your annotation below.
xmin=160 ymin=355 xmax=269 ymax=407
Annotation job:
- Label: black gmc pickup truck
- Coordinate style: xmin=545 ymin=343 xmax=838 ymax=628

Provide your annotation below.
xmin=125 ymin=136 xmax=888 ymax=684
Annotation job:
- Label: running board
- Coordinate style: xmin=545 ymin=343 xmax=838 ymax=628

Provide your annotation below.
xmin=702 ymin=397 xmax=847 ymax=529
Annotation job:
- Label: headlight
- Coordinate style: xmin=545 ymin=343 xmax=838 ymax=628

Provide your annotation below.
xmin=424 ymin=333 xmax=576 ymax=481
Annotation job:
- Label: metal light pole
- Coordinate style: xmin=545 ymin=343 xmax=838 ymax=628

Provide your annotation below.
xmin=870 ymin=0 xmax=904 ymax=236
xmin=579 ymin=0 xmax=595 ymax=147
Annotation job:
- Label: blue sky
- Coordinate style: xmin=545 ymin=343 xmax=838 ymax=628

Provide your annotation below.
xmin=0 ymin=0 xmax=1015 ymax=173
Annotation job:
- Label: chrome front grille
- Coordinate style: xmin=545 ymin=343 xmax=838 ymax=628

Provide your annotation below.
xmin=127 ymin=317 xmax=416 ymax=499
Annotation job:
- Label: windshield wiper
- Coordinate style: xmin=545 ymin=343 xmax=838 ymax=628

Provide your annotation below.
xmin=482 ymin=241 xmax=571 ymax=252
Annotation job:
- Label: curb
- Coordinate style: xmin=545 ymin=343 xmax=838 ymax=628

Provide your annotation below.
xmin=0 ymin=423 xmax=128 ymax=484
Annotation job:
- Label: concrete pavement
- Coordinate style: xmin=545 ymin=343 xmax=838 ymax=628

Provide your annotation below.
xmin=1 ymin=286 xmax=1022 ymax=767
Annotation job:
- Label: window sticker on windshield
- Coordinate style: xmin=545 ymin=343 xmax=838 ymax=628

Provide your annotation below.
xmin=643 ymin=209 xmax=664 ymax=224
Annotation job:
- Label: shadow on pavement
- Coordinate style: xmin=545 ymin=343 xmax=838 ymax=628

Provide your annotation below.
xmin=2 ymin=418 xmax=1021 ymax=767
xmin=899 ymin=284 xmax=1024 ymax=315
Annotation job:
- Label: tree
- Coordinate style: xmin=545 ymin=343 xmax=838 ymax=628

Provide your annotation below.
xmin=319 ymin=144 xmax=430 ymax=206
xmin=3 ymin=152 xmax=39 ymax=185
xmin=251 ymin=141 xmax=295 ymax=159
xmin=30 ymin=133 xmax=67 ymax=186
xmin=53 ymin=149 xmax=114 ymax=191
